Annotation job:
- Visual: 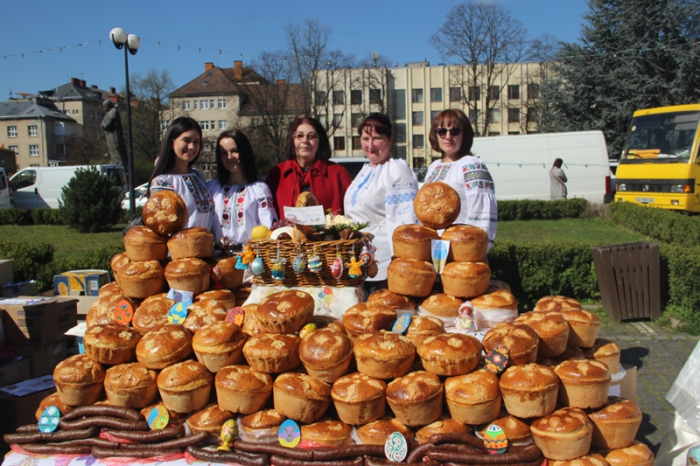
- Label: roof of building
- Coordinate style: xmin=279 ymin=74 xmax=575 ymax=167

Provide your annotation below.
xmin=170 ymin=64 xmax=267 ymax=98
xmin=0 ymin=99 xmax=77 ymax=122
xmin=38 ymin=79 xmax=114 ymax=103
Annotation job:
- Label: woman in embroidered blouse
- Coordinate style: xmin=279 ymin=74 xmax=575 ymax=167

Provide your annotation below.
xmin=148 ymin=117 xmax=214 ymax=231
xmin=207 ymin=129 xmax=277 ymax=245
xmin=424 ymin=109 xmax=497 ymax=249
xmin=265 ymin=116 xmax=352 ymax=220
xmin=344 ymin=113 xmax=418 ymax=289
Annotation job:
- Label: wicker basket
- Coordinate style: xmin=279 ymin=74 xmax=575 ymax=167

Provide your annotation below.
xmin=248 ymin=237 xmax=369 ymax=287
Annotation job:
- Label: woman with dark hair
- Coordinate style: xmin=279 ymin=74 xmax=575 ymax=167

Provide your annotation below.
xmin=149 ymin=116 xmax=214 ymax=230
xmin=344 ymin=113 xmax=418 ymax=288
xmin=265 ymin=116 xmax=352 ymax=219
xmin=425 ymin=109 xmax=497 ymax=248
xmin=550 ymin=158 xmax=568 ymax=200
xmin=207 ymin=129 xmax=277 ymax=244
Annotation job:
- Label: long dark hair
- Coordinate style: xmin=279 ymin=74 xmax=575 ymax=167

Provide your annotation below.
xmin=215 ymin=129 xmax=258 ymax=185
xmin=284 ymin=116 xmax=331 ymax=162
xmin=149 ymin=117 xmax=202 ymax=187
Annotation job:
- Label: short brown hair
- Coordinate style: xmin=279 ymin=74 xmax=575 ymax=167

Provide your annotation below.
xmin=428 ymin=109 xmax=475 ymax=158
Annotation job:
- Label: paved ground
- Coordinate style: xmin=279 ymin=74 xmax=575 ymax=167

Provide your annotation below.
xmin=597 ymin=316 xmax=700 ymax=454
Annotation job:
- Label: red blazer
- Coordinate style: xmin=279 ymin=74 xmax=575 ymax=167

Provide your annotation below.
xmin=266 ymin=159 xmax=352 ymax=220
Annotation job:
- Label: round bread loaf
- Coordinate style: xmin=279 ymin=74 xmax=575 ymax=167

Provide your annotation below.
xmin=194 ymin=289 xmax=237 ymax=311
xmin=192 ymin=321 xmax=247 ymax=372
xmin=83 ymin=324 xmax=141 ymax=365
xmin=441 ymin=261 xmax=491 ymax=298
xmin=124 ymin=225 xmax=168 ymax=261
xmin=483 ymin=415 xmax=532 ymax=445
xmin=164 ymin=258 xmax=211 ymax=296
xmin=530 ymin=407 xmax=593 ymax=461
xmin=299 ymin=328 xmax=353 ymax=383
xmin=157 ymin=360 xmax=212 ymax=414
xmin=499 ymin=363 xmax=559 ymax=418
xmin=167 ymin=227 xmax=214 ymax=260
xmin=98 ymin=281 xmax=122 ymax=299
xmin=215 ymin=365 xmax=273 ymax=415
xmin=548 ymin=453 xmax=610 ymax=466
xmin=253 ymin=290 xmax=314 ymax=334
xmin=387 ymin=258 xmax=436 ymax=298
xmin=241 ymin=304 xmax=267 ymax=337
xmin=588 ymin=397 xmax=642 ymax=449
xmin=555 ymin=359 xmax=611 ymax=409
xmin=515 ymin=311 xmax=570 ymax=358
xmin=367 ymin=289 xmax=416 ymax=315
xmin=104 ymin=362 xmax=157 ymax=408
xmin=35 ymin=393 xmax=73 ymax=422
xmin=243 ymin=333 xmax=301 ymax=373
xmin=441 ymin=224 xmax=489 ymax=262
xmin=584 ymin=339 xmax=621 ymax=375
xmin=604 ymin=442 xmax=654 ymax=466
xmin=342 ymin=302 xmax=397 ymax=341
xmin=560 ymin=310 xmax=602 ymax=348
xmin=416 ymin=419 xmax=470 ymax=444
xmin=312 ymin=315 xmax=346 ymax=334
xmin=354 ymin=332 xmax=416 ymax=379
xmin=331 ymin=372 xmax=387 ymax=425
xmin=132 ymin=293 xmax=173 ymax=334
xmin=417 ymin=333 xmax=481 ymax=376
xmin=86 ymin=293 xmax=135 ymax=327
xmin=53 ymin=354 xmax=106 ymax=406
xmin=186 ymin=404 xmax=234 ymax=438
xmin=110 ymin=253 xmax=131 ymax=288
xmin=135 ymin=324 xmax=193 ymax=369
xmin=482 ymin=323 xmax=540 ymax=365
xmin=239 ymin=409 xmax=285 ymax=443
xmin=534 ymin=295 xmax=582 ymax=312
xmin=386 ymin=371 xmax=443 ymax=427
xmin=414 ymin=182 xmax=461 ymax=229
xmin=538 ymin=345 xmax=587 ymax=367
xmin=142 ymin=189 xmax=188 ymax=236
xmin=473 ymin=290 xmax=518 ymax=310
xmin=444 ymin=369 xmax=501 ymax=425
xmin=183 ymin=299 xmax=228 ymax=334
xmin=300 ymin=420 xmax=353 ymax=447
xmin=472 ymin=289 xmax=519 ymax=329
xmin=406 ymin=315 xmax=445 ymax=348
xmin=273 ymin=372 xmax=331 ymax=423
xmin=419 ymin=293 xmax=464 ymax=318
xmin=213 ymin=257 xmax=245 ymax=291
xmin=117 ymin=260 xmax=165 ymax=299
xmin=357 ymin=418 xmax=414 ymax=446
xmin=392 ymin=224 xmax=439 ymax=261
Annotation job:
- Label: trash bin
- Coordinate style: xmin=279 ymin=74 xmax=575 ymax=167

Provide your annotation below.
xmin=591 ymin=242 xmax=661 ymax=322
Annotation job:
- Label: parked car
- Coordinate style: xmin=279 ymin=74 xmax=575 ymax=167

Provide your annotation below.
xmin=0 ymin=168 xmax=12 ymax=209
xmin=121 ymin=183 xmax=149 ymax=210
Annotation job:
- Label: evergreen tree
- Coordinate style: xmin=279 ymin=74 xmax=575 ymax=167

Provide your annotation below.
xmin=539 ymin=0 xmax=700 ymax=157
xmin=59 ymin=168 xmax=124 ymax=233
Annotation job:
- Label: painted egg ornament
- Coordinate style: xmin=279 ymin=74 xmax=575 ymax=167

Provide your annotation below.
xmin=392 ymin=314 xmax=411 ymax=334
xmin=308 ymin=254 xmax=323 ymax=273
xmin=278 ymin=419 xmax=301 ymax=448
xmin=38 ymin=406 xmax=61 ymax=433
xmin=217 ymin=419 xmax=237 ymax=451
xmin=384 ymin=431 xmax=408 ymax=462
xmin=225 ymin=307 xmax=245 ymax=326
xmin=271 ymin=259 xmax=287 ymax=281
xmin=292 ymin=254 xmax=306 ymax=274
xmin=483 ymin=424 xmax=508 ymax=454
xmin=360 ymin=245 xmax=374 ymax=265
xmin=367 ymin=261 xmax=378 ymax=278
xmin=113 ymin=299 xmax=134 ymax=325
xmin=147 ymin=405 xmax=170 ymax=430
xmin=251 ymin=257 xmax=265 ymax=276
xmin=300 ymin=323 xmax=317 ymax=339
xmin=331 ymin=256 xmax=344 ymax=279
xmin=484 ymin=345 xmax=510 ymax=376
xmin=167 ymin=302 xmax=187 ymax=324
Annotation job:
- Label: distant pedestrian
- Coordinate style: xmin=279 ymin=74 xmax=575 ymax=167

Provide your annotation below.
xmin=550 ymin=158 xmax=567 ymax=200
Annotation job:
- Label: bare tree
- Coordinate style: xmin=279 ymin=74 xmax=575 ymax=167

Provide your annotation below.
xmin=521 ymin=34 xmax=561 ymax=133
xmin=128 ymin=69 xmax=175 ymax=162
xmin=429 ymin=2 xmax=528 ymax=136
xmin=65 ymin=132 xmax=109 ymax=165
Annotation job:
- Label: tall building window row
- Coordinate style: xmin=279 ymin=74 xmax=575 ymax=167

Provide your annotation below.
xmin=29 ymin=145 xmax=40 ymax=156
xmin=7 ymin=126 xmax=17 ymax=138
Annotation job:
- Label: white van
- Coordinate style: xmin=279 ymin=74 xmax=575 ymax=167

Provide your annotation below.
xmin=9 ymin=165 xmax=126 ymax=210
xmin=0 ymin=168 xmax=12 ymax=209
xmin=470 ymin=130 xmax=612 ymax=204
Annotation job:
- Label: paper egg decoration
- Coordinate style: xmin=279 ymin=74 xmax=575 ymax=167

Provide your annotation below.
xmin=38 ymin=406 xmax=60 ymax=433
xmin=483 ymin=424 xmax=508 ymax=454
xmin=167 ymin=302 xmax=187 ymax=324
xmin=278 ymin=419 xmax=301 ymax=448
xmin=147 ymin=405 xmax=170 ymax=430
xmin=384 ymin=431 xmax=408 ymax=462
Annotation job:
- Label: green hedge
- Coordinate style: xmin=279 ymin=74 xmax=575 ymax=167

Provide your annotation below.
xmin=30 ymin=208 xmax=63 ymax=225
xmin=0 ymin=209 xmax=31 ymax=225
xmin=35 ymin=244 xmax=125 ymax=291
xmin=497 ymin=199 xmax=588 ymax=221
xmin=608 ymin=202 xmax=700 ymax=247
xmin=0 ymin=242 xmax=55 ymax=287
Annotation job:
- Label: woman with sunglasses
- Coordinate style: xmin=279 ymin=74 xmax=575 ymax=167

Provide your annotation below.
xmin=344 ymin=113 xmax=418 ymax=290
xmin=207 ymin=129 xmax=277 ymax=246
xmin=425 ymin=109 xmax=497 ymax=249
xmin=266 ymin=116 xmax=352 ymax=220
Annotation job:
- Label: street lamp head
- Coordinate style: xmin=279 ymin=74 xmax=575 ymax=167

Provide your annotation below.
xmin=110 ymin=28 xmax=127 ymax=49
xmin=127 ymin=35 xmax=140 ymax=55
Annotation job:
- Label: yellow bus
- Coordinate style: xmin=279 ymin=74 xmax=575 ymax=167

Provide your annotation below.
xmin=615 ymin=104 xmax=700 ymax=211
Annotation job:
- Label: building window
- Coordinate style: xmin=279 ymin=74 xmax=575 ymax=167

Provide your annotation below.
xmin=468 ymin=86 xmax=481 ymax=101
xmin=352 ymin=136 xmax=362 ymax=150
xmin=369 ymin=88 xmax=382 ymax=104
xmin=333 ymin=114 xmax=344 ymax=127
xmin=7 ymin=126 xmax=17 ymax=138
xmin=315 ymin=91 xmax=327 ymax=106
xmin=334 ymin=136 xmax=345 ymax=151
xmin=431 ymin=110 xmax=440 ymax=123
xmin=350 ymin=90 xmax=362 ymax=105
xmin=528 ymin=83 xmax=541 ymax=100
xmin=29 ymin=125 xmax=38 ymax=137
xmin=55 ymin=144 xmax=66 ymax=155
xmin=430 ymin=88 xmax=442 ymax=103
xmin=394 ymin=123 xmax=407 ymax=144
xmin=210 ymin=120 xmax=215 ymax=129
xmin=182 ymin=101 xmax=190 ymax=111
xmin=527 ymin=107 xmax=539 ymax=123
xmin=209 ymin=99 xmax=215 ymax=109
xmin=469 ymin=109 xmax=477 ymax=123
xmin=218 ymin=99 xmax=227 ymax=108
xmin=508 ymin=85 xmax=520 ymax=100
xmin=200 ymin=100 xmax=209 ymax=110
xmin=391 ymin=90 xmax=406 ymax=120
xmin=488 ymin=132 xmax=501 ymax=136
xmin=218 ymin=120 xmax=228 ymax=130
xmin=193 ymin=100 xmax=199 ymax=110
xmin=72 ymin=109 xmax=79 ymax=114
xmin=412 ymin=111 xmax=424 ymax=126
xmin=8 ymin=145 xmax=18 ymax=156
xmin=351 ymin=113 xmax=363 ymax=127
xmin=413 ymin=134 xmax=424 ymax=149
xmin=508 ymin=108 xmax=520 ymax=124
xmin=29 ymin=145 xmax=40 ymax=157
xmin=333 ymin=91 xmax=345 ymax=106
xmin=489 ymin=86 xmax=500 ymax=100
xmin=449 ymin=87 xmax=461 ymax=102
xmin=160 ymin=120 xmax=169 ymax=131
xmin=200 ymin=121 xmax=210 ymax=130
xmin=488 ymin=108 xmax=501 ymax=123
xmin=411 ymin=89 xmax=424 ymax=103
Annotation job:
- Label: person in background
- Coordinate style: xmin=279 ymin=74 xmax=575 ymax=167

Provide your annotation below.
xmin=424 ymin=108 xmax=497 ymax=249
xmin=550 ymin=158 xmax=568 ymax=200
xmin=148 ymin=117 xmax=214 ymax=230
xmin=344 ymin=113 xmax=418 ymax=291
xmin=208 ymin=129 xmax=277 ymax=245
xmin=266 ymin=116 xmax=352 ymax=220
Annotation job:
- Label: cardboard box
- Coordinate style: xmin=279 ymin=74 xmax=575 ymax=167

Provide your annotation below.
xmin=0 ymin=378 xmax=55 ymax=451
xmin=13 ymin=340 xmax=68 ymax=377
xmin=54 ymin=270 xmax=111 ymax=297
xmin=0 ymin=296 xmax=78 ymax=346
xmin=609 ymin=363 xmax=637 ymax=402
xmin=0 ymin=260 xmax=13 ymax=286
xmin=74 ymin=295 xmax=99 ymax=317
xmin=0 ymin=357 xmax=30 ymax=387
xmin=2 ymin=280 xmax=38 ymax=298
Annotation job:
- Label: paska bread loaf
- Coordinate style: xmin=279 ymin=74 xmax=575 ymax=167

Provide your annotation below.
xmin=555 ymin=359 xmax=611 ymax=409
xmin=385 ymin=371 xmax=443 ymax=427
xmin=530 ymin=407 xmax=593 ymax=461
xmin=331 ymin=372 xmax=387 ymax=425
xmin=441 ymin=261 xmax=491 ymax=298
xmin=53 ymin=354 xmax=105 ymax=406
xmin=253 ymin=290 xmax=315 ymax=334
xmin=413 ymin=182 xmax=461 ymax=229
xmin=142 ymin=189 xmax=188 ymax=236
xmin=441 ymin=224 xmax=489 ymax=262
xmin=387 ymin=258 xmax=436 ymax=298
xmin=124 ymin=225 xmax=168 ymax=261
xmin=167 ymin=227 xmax=214 ymax=260
xmin=499 ymin=363 xmax=559 ymax=418
xmin=273 ymin=372 xmax=331 ymax=423
xmin=157 ymin=360 xmax=212 ymax=414
xmin=299 ymin=328 xmax=353 ymax=383
xmin=392 ymin=224 xmax=439 ymax=261
xmin=103 ymin=362 xmax=158 ymax=408
xmin=215 ymin=365 xmax=273 ymax=415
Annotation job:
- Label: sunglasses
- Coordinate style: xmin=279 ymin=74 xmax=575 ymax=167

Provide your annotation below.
xmin=435 ymin=127 xmax=462 ymax=138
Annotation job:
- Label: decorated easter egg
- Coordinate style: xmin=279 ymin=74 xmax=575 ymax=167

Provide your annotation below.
xmin=300 ymin=323 xmax=317 ymax=339
xmin=483 ymin=424 xmax=508 ymax=454
xmin=384 ymin=431 xmax=408 ymax=462
xmin=167 ymin=302 xmax=187 ymax=324
xmin=217 ymin=419 xmax=237 ymax=451
xmin=225 ymin=307 xmax=245 ymax=326
xmin=278 ymin=419 xmax=301 ymax=448
xmin=292 ymin=254 xmax=306 ymax=274
xmin=484 ymin=345 xmax=510 ymax=376
xmin=360 ymin=245 xmax=373 ymax=265
xmin=251 ymin=257 xmax=265 ymax=276
xmin=331 ymin=257 xmax=343 ymax=279
xmin=308 ymin=254 xmax=322 ymax=273
xmin=271 ymin=261 xmax=286 ymax=281
xmin=113 ymin=299 xmax=134 ymax=325
xmin=147 ymin=405 xmax=170 ymax=430
xmin=392 ymin=314 xmax=411 ymax=334
xmin=38 ymin=406 xmax=60 ymax=433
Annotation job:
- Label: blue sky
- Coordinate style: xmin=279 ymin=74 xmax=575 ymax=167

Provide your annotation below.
xmin=0 ymin=0 xmax=590 ymax=100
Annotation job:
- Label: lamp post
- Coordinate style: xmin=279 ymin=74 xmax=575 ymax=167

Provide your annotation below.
xmin=109 ymin=27 xmax=140 ymax=220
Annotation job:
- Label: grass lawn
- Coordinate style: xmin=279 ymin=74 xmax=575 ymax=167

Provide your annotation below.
xmin=496 ymin=217 xmax=649 ymax=245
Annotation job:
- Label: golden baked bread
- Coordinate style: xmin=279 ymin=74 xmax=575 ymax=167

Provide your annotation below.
xmin=253 ymin=290 xmax=315 ymax=334
xmin=386 ymin=371 xmax=443 ymax=427
xmin=135 ymin=324 xmax=193 ymax=370
xmin=124 ymin=225 xmax=168 ymax=261
xmin=142 ymin=189 xmax=188 ymax=236
xmin=442 ymin=224 xmax=489 ymax=262
xmin=484 ymin=415 xmax=532 ymax=445
xmin=535 ymin=295 xmax=582 ymax=312
xmin=241 ymin=304 xmax=267 ymax=337
xmin=441 ymin=261 xmax=491 ymax=298
xmin=273 ymin=372 xmax=331 ymax=423
xmin=417 ymin=333 xmax=482 ymax=376
xmin=213 ymin=257 xmax=245 ymax=291
xmin=419 ymin=294 xmax=464 ymax=318
xmin=560 ymin=310 xmax=602 ymax=348
xmin=584 ymin=338 xmax=621 ymax=374
xmin=392 ymin=224 xmax=440 ymax=261
xmin=186 ymin=404 xmax=234 ymax=437
xmin=86 ymin=293 xmax=135 ymax=327
xmin=416 ymin=419 xmax=470 ymax=444
xmin=35 ymin=393 xmax=73 ymax=422
xmin=164 ymin=258 xmax=211 ymax=296
xmin=555 ymin=359 xmax=611 ymax=409
xmin=331 ymin=372 xmax=387 ymax=425
xmin=444 ymin=369 xmax=501 ymax=425
xmin=183 ymin=299 xmax=228 ymax=334
xmin=357 ymin=418 xmax=414 ymax=446
xmin=538 ymin=345 xmax=586 ymax=367
xmin=110 ymin=253 xmax=131 ymax=288
xmin=414 ymin=182 xmax=461 ymax=229
xmin=312 ymin=315 xmax=346 ymax=334
xmin=549 ymin=453 xmax=610 ymax=466
xmin=406 ymin=315 xmax=445 ymax=348
xmin=604 ymin=442 xmax=654 ymax=466
xmin=157 ymin=360 xmax=213 ymax=414
xmin=194 ymin=289 xmax=237 ymax=311
xmin=167 ymin=227 xmax=214 ymax=260
xmin=482 ymin=323 xmax=540 ymax=365
xmin=192 ymin=321 xmax=247 ymax=372
xmin=83 ymin=324 xmax=142 ymax=365
xmin=530 ymin=407 xmax=593 ymax=461
xmin=299 ymin=328 xmax=353 ymax=383
xmin=239 ymin=409 xmax=286 ymax=443
xmin=472 ymin=289 xmax=519 ymax=329
xmin=300 ymin=420 xmax=353 ymax=446
xmin=98 ymin=281 xmax=122 ymax=299
xmin=473 ymin=290 xmax=518 ymax=310
xmin=588 ymin=397 xmax=642 ymax=449
xmin=243 ymin=333 xmax=301 ymax=373
xmin=387 ymin=258 xmax=436 ymax=298
xmin=353 ymin=332 xmax=416 ymax=379
xmin=342 ymin=302 xmax=397 ymax=341
xmin=215 ymin=365 xmax=273 ymax=414
xmin=132 ymin=293 xmax=174 ymax=334
xmin=117 ymin=260 xmax=165 ymax=299
xmin=515 ymin=311 xmax=570 ymax=358
xmin=104 ymin=362 xmax=158 ymax=408
xmin=53 ymin=354 xmax=106 ymax=406
xmin=499 ymin=363 xmax=559 ymax=418
xmin=367 ymin=289 xmax=416 ymax=313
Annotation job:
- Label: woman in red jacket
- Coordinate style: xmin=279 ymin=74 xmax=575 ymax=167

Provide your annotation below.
xmin=266 ymin=116 xmax=352 ymax=220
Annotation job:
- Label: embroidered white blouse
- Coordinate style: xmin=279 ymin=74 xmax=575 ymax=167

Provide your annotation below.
xmin=344 ymin=158 xmax=419 ymax=282
xmin=207 ymin=180 xmax=278 ymax=244
xmin=150 ymin=169 xmax=215 ymax=231
xmin=424 ymin=155 xmax=498 ymax=250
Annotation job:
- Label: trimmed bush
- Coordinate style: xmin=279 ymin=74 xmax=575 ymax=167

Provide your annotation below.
xmin=609 ymin=202 xmax=700 ymax=247
xmin=0 ymin=242 xmax=55 ymax=287
xmin=497 ymin=198 xmax=588 ymax=221
xmin=0 ymin=209 xmax=31 ymax=225
xmin=31 ymin=208 xmax=63 ymax=225
xmin=59 ymin=168 xmax=124 ymax=233
xmin=35 ymin=244 xmax=125 ymax=292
